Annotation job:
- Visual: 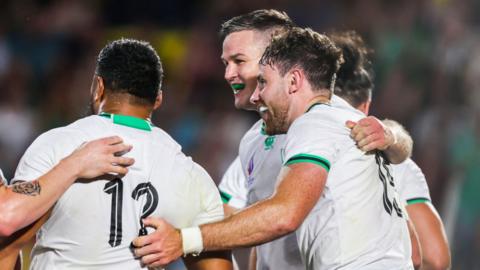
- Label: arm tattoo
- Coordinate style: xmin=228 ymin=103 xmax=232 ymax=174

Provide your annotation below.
xmin=12 ymin=180 xmax=41 ymax=196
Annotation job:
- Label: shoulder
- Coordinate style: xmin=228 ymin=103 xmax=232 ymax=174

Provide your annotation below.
xmin=240 ymin=120 xmax=264 ymax=143
xmin=151 ymin=126 xmax=183 ymax=152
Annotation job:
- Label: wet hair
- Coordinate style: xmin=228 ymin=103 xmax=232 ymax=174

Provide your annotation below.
xmin=219 ymin=9 xmax=295 ymax=41
xmin=329 ymin=31 xmax=374 ymax=107
xmin=96 ymin=38 xmax=163 ymax=105
xmin=260 ymin=27 xmax=343 ymax=92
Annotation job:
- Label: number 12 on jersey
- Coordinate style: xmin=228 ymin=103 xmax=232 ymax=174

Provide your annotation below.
xmin=103 ymin=179 xmax=159 ymax=247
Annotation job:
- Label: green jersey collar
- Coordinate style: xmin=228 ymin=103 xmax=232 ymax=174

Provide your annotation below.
xmin=99 ymin=112 xmax=152 ymax=131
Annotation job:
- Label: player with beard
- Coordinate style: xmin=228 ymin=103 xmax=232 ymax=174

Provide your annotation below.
xmin=132 ymin=28 xmax=413 ymax=270
xmin=216 ymin=10 xmax=414 ymax=270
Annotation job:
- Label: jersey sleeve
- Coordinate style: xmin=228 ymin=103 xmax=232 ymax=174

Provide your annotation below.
xmin=394 ymin=159 xmax=431 ymax=205
xmin=12 ymin=128 xmax=85 ymax=184
xmin=283 ymin=115 xmax=339 ymax=173
xmin=0 ymin=168 xmax=6 ymax=185
xmin=218 ymin=156 xmax=248 ymax=209
xmin=190 ymin=162 xmax=225 ymax=225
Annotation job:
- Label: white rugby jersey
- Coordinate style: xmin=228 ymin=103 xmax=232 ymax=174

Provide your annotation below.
xmin=285 ymin=98 xmax=412 ymax=270
xmin=0 ymin=168 xmax=6 ymax=185
xmin=393 ymin=159 xmax=431 ymax=205
xmin=222 ymin=96 xmax=392 ymax=269
xmin=219 ymin=156 xmax=248 ymax=209
xmin=13 ymin=114 xmax=224 ymax=270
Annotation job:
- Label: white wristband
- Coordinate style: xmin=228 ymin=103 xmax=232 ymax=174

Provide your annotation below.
xmin=181 ymin=227 xmax=203 ymax=256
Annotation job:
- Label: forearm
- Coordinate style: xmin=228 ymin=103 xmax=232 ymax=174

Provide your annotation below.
xmin=408 ymin=204 xmax=451 ymax=270
xmin=0 ymin=158 xmax=79 ymax=236
xmin=382 ymin=119 xmax=413 ymax=164
xmin=201 ymin=197 xmax=297 ymax=251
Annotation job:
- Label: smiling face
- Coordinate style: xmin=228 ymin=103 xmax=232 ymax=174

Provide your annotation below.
xmin=221 ymin=30 xmax=270 ymax=110
xmin=252 ymin=63 xmax=291 ymax=135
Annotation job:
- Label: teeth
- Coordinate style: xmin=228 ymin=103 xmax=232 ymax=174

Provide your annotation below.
xmin=259 ymin=106 xmax=268 ymax=113
xmin=231 ymin=83 xmax=245 ymax=94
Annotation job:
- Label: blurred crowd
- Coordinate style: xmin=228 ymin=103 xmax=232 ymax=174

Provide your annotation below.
xmin=0 ymin=0 xmax=478 ymax=268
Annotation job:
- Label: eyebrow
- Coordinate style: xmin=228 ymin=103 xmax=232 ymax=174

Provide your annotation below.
xmin=221 ymin=53 xmax=246 ymax=61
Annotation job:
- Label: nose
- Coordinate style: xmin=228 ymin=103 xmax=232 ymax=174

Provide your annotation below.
xmin=250 ymin=84 xmax=261 ymax=105
xmin=224 ymin=63 xmax=237 ymax=82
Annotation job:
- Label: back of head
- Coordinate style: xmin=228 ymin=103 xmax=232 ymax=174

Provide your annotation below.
xmin=329 ymin=31 xmax=374 ymax=107
xmin=96 ymin=38 xmax=163 ymax=105
xmin=260 ymin=27 xmax=343 ymax=92
xmin=219 ymin=9 xmax=295 ymax=41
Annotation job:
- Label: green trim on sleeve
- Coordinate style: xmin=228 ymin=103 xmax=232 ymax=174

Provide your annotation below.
xmin=285 ymin=153 xmax=331 ymax=172
xmin=220 ymin=190 xmax=232 ymax=204
xmin=406 ymin=197 xmax=430 ymax=205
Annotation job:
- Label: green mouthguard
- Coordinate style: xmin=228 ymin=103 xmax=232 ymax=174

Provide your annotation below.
xmin=232 ymin=84 xmax=245 ymax=90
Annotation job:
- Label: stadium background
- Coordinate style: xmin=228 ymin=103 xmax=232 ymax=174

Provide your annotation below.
xmin=0 ymin=0 xmax=478 ymax=269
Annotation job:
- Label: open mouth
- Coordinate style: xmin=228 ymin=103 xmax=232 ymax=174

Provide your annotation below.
xmin=231 ymin=83 xmax=245 ymax=94
xmin=259 ymin=106 xmax=268 ymax=114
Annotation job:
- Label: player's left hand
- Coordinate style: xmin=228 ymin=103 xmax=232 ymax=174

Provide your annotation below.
xmin=346 ymin=116 xmax=395 ymax=152
xmin=132 ymin=217 xmax=183 ymax=268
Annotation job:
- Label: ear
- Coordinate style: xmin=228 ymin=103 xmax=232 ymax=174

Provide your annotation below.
xmin=94 ymin=75 xmax=105 ymax=102
xmin=153 ymin=90 xmax=163 ymax=110
xmin=288 ymin=68 xmax=303 ymax=94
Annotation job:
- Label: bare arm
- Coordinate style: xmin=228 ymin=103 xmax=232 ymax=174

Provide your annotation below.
xmin=407 ymin=203 xmax=451 ymax=270
xmin=407 ymin=219 xmax=422 ymax=270
xmin=223 ymin=204 xmax=239 ymax=217
xmin=133 ymin=163 xmax=327 ymax=266
xmin=0 ymin=136 xmax=134 ymax=236
xmin=0 ymin=210 xmax=50 ymax=270
xmin=346 ymin=117 xmax=413 ymax=164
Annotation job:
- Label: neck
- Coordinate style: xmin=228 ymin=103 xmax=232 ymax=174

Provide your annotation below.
xmin=289 ymin=91 xmax=331 ymax=123
xmin=100 ymin=101 xmax=152 ymax=120
xmin=305 ymin=94 xmax=331 ymax=111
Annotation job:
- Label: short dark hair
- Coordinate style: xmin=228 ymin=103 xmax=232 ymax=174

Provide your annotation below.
xmin=219 ymin=9 xmax=295 ymax=41
xmin=96 ymin=38 xmax=163 ymax=105
xmin=260 ymin=27 xmax=343 ymax=91
xmin=330 ymin=31 xmax=374 ymax=108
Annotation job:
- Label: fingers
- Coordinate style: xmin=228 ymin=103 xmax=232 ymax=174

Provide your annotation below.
xmin=108 ymin=142 xmax=133 ymax=155
xmin=107 ymin=164 xmax=129 ymax=175
xmin=134 ymin=242 xmax=159 ymax=258
xmin=101 ymin=136 xmax=124 ymax=145
xmin=111 ymin=156 xmax=135 ymax=167
xmin=345 ymin=120 xmax=357 ymax=129
xmin=357 ymin=116 xmax=376 ymax=127
xmin=132 ymin=234 xmax=154 ymax=248
xmin=350 ymin=124 xmax=368 ymax=142
xmin=357 ymin=133 xmax=383 ymax=152
xmin=141 ymin=253 xmax=166 ymax=266
xmin=142 ymin=217 xmax=164 ymax=228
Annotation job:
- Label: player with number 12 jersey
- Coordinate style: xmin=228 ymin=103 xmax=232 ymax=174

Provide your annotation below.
xmin=13 ymin=114 xmax=224 ymax=269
